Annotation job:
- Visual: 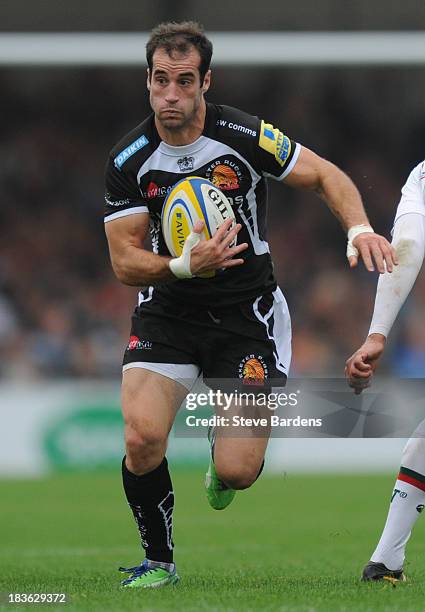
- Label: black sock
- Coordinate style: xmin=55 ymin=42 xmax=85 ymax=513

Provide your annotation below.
xmin=122 ymin=456 xmax=174 ymax=563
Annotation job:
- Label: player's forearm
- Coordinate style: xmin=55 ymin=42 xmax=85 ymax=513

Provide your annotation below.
xmin=316 ymin=162 xmax=370 ymax=231
xmin=111 ymin=246 xmax=174 ymax=286
xmin=369 ymin=213 xmax=425 ymax=337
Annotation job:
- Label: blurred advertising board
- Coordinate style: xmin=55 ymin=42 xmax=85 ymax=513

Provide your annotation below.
xmin=0 ymin=382 xmax=207 ymax=476
xmin=0 ymin=382 xmax=407 ymax=476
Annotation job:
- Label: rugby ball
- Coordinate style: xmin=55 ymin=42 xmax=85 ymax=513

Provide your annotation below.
xmin=161 ymin=176 xmax=236 ymax=258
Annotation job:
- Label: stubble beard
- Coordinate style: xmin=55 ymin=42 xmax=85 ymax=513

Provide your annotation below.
xmin=159 ymin=115 xmax=189 ymax=131
xmin=157 ymin=97 xmax=201 ymax=133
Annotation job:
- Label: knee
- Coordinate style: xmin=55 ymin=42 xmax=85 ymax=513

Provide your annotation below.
xmin=124 ymin=423 xmax=166 ymax=473
xmin=216 ymin=464 xmax=259 ymax=490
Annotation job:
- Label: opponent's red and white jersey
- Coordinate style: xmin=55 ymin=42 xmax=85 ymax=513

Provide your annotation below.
xmin=394 ymin=159 xmax=425 ymax=224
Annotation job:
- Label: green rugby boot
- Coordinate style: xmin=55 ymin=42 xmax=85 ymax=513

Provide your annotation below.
xmin=119 ymin=560 xmax=180 ymax=589
xmin=205 ymin=426 xmax=236 ymax=510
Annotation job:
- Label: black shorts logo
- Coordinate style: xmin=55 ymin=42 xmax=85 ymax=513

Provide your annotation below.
xmin=238 ymin=354 xmax=268 ymax=386
xmin=126 ymin=335 xmax=152 ymax=351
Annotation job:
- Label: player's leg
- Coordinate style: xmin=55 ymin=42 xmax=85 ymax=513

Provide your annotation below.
xmin=363 ymin=420 xmax=425 ymax=581
xmin=122 ymin=367 xmax=186 ymax=475
xmin=205 ymin=415 xmax=269 ymax=510
xmin=119 ymin=366 xmax=190 ymax=588
xmin=203 ymin=288 xmax=291 ymax=509
xmin=213 ymin=426 xmax=269 ymax=490
xmin=119 ymin=297 xmax=201 ymax=586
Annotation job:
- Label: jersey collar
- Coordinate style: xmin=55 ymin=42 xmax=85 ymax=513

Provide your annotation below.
xmin=153 ymin=103 xmax=216 ymax=156
xmin=158 ymin=135 xmax=209 ymax=157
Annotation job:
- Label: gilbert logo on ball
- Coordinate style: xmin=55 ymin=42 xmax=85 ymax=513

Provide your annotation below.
xmin=161 ymin=176 xmax=236 ymax=259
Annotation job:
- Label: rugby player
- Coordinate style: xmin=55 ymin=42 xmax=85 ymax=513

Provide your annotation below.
xmin=104 ymin=21 xmax=397 ymax=589
xmin=346 ymin=159 xmax=425 ymax=583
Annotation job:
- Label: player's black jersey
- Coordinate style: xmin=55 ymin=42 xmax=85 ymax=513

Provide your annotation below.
xmin=104 ymin=103 xmax=300 ymax=306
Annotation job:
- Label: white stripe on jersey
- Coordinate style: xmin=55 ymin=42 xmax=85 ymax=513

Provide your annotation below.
xmin=138 ymin=286 xmax=154 ymax=305
xmin=274 ymin=142 xmax=302 ymax=181
xmin=104 ymin=206 xmax=149 ymax=223
xmin=136 ymin=136 xmax=219 ymax=179
xmin=252 ymin=287 xmax=292 ymax=374
xmin=149 ymin=217 xmax=160 ymax=254
xmin=239 ymin=171 xmax=269 ymax=255
xmin=136 ymin=136 xmax=270 ymax=255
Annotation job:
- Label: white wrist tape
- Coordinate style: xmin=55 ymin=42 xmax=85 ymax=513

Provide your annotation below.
xmin=346 ymin=224 xmax=374 ymax=259
xmin=169 ymin=231 xmax=200 ymax=279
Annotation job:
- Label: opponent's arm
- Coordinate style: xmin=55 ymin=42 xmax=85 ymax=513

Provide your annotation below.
xmin=345 ymin=212 xmax=425 ymax=393
xmin=283 ymin=146 xmax=397 ymax=273
xmin=105 ymin=213 xmax=247 ymax=286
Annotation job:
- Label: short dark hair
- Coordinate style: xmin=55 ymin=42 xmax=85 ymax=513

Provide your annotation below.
xmin=146 ymin=21 xmax=213 ymax=84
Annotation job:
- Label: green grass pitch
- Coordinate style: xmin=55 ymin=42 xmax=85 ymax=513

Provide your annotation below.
xmin=1 ymin=470 xmax=424 ymax=611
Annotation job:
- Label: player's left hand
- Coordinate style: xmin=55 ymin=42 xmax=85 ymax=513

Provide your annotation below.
xmin=348 ymin=232 xmax=398 ymax=273
xmin=344 ymin=334 xmax=386 ymax=394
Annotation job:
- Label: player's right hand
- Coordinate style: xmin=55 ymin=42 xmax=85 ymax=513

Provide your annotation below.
xmin=189 ymin=218 xmax=248 ymax=276
xmin=348 ymin=231 xmax=398 ymax=274
xmin=344 ymin=334 xmax=386 ymax=394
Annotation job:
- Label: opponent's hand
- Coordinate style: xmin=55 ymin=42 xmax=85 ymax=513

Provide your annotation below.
xmin=348 ymin=232 xmax=398 ymax=274
xmin=189 ymin=218 xmax=248 ymax=276
xmin=344 ymin=334 xmax=386 ymax=394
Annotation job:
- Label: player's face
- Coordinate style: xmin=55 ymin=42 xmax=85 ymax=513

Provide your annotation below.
xmin=148 ymin=47 xmax=210 ymax=131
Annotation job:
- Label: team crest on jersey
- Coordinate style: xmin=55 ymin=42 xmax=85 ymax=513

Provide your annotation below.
xmin=177 ymin=156 xmax=195 ymax=172
xmin=238 ymin=355 xmax=268 ymax=386
xmin=206 ymin=159 xmax=242 ymax=191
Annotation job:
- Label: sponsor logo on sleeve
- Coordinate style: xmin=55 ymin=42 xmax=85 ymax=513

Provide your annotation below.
xmin=259 ymin=120 xmax=292 ymax=168
xmin=104 ymin=192 xmax=131 ymax=207
xmin=276 ymin=134 xmax=291 ymax=165
xmin=114 ymin=135 xmax=149 ymax=169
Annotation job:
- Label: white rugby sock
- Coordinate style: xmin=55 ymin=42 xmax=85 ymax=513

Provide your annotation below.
xmin=370 ymin=430 xmax=425 ymax=570
xmin=370 ymin=476 xmax=425 ymax=570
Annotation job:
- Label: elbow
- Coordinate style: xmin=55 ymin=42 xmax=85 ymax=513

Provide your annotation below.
xmin=111 ymin=258 xmax=140 ymax=286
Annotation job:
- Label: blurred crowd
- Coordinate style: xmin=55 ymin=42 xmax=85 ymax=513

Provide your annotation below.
xmin=1 ymin=66 xmax=424 ymax=379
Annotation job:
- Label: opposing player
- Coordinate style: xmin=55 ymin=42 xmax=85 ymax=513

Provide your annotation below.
xmin=345 ymin=159 xmax=425 ymax=582
xmin=104 ymin=21 xmax=397 ymax=589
